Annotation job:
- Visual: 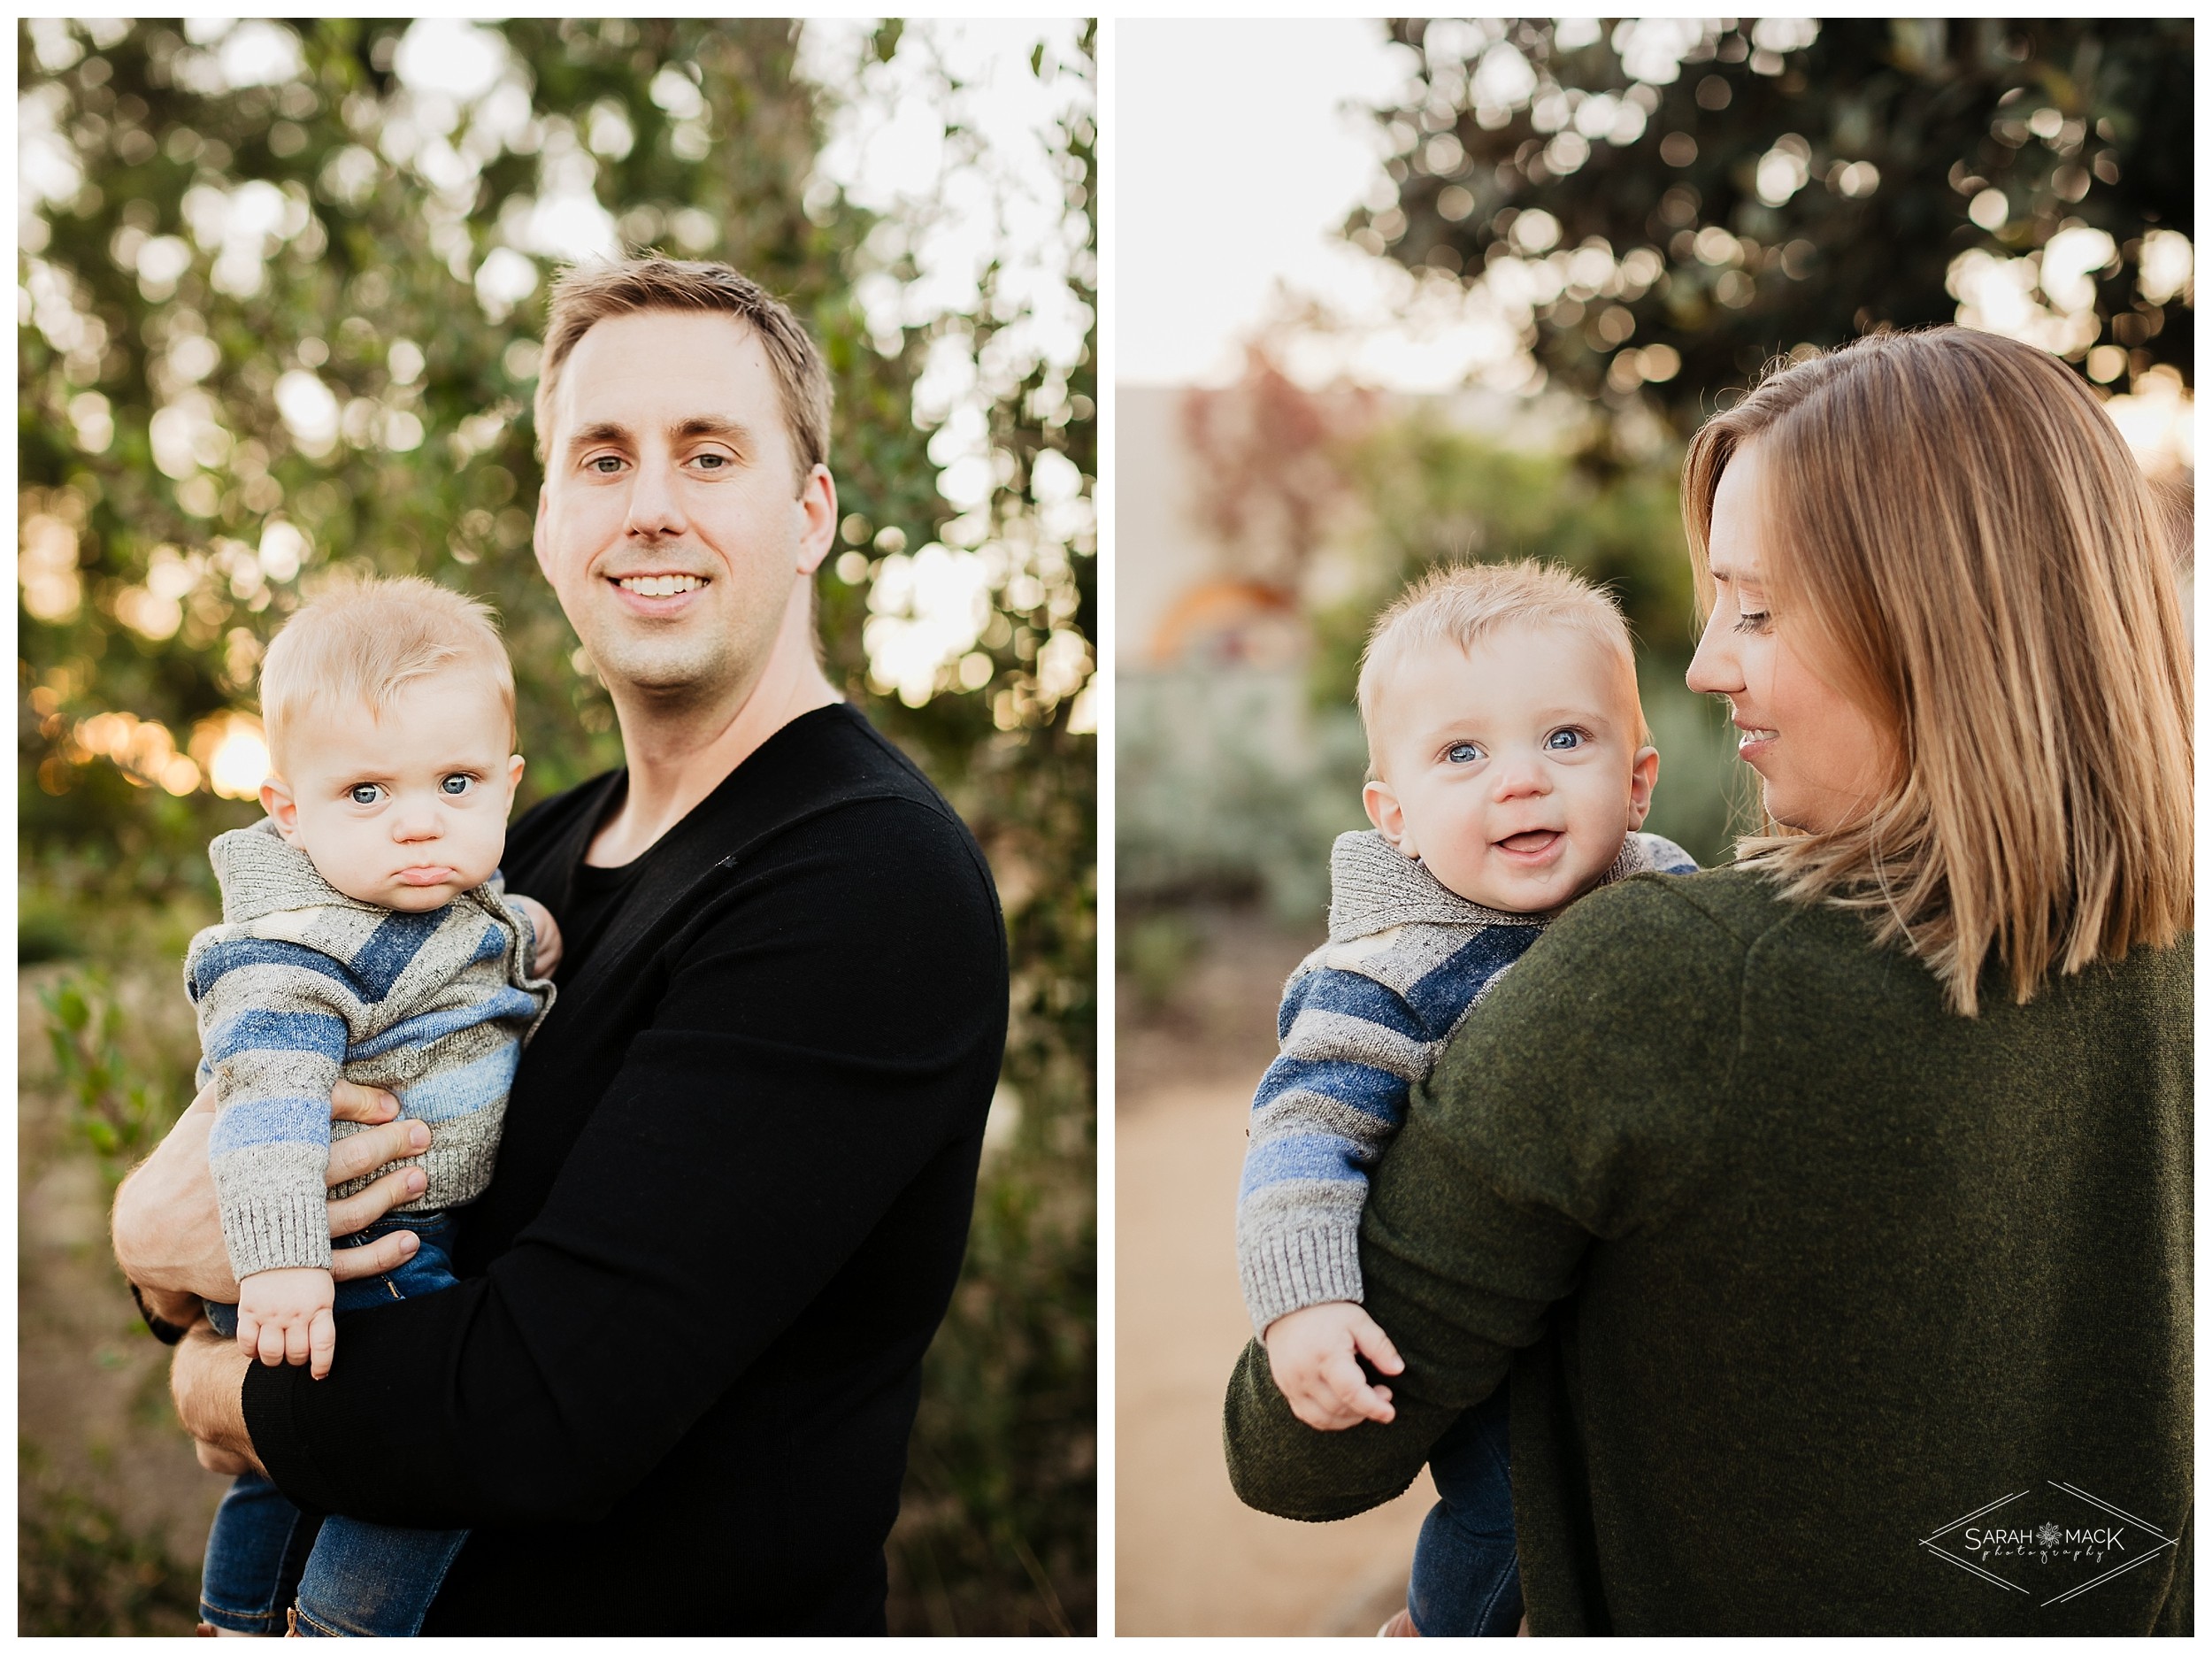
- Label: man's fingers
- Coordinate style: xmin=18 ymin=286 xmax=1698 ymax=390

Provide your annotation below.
xmin=309 ymin=1310 xmax=335 ymax=1381
xmin=328 ymin=1080 xmax=401 ymax=1126
xmin=329 ymin=1223 xmax=419 ymax=1282
xmin=324 ymin=1119 xmax=427 ymax=1194
xmin=1349 ymin=1312 xmax=1405 ymax=1376
xmin=326 ymin=1166 xmax=427 ymax=1241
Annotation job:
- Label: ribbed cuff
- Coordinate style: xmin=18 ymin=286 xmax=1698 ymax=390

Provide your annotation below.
xmin=1240 ymin=1221 xmax=1366 ymax=1336
xmin=222 ymin=1189 xmax=334 ymax=1279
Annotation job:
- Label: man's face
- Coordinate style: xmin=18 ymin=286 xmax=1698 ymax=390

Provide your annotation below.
xmin=534 ymin=310 xmax=831 ymax=707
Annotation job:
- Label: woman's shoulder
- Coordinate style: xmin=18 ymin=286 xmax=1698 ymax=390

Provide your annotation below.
xmin=1551 ymin=864 xmax=1809 ymax=958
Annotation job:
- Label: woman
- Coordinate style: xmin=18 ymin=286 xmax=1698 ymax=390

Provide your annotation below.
xmin=1224 ymin=327 xmax=2191 ymax=1635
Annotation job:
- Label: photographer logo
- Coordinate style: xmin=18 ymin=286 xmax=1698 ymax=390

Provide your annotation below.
xmin=1921 ymin=1482 xmax=2177 ymax=1607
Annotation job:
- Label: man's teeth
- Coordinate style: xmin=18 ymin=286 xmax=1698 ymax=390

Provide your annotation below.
xmin=618 ymin=575 xmax=705 ymax=597
xmin=1739 ymin=728 xmax=1778 ymax=748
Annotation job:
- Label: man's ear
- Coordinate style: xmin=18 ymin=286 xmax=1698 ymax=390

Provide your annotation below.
xmin=795 ymin=464 xmax=836 ymax=576
xmin=260 ymin=775 xmax=302 ymax=843
xmin=532 ymin=485 xmax=551 ymax=579
xmin=1363 ymin=778 xmax=1416 ymax=858
xmin=1626 ymin=744 xmax=1660 ymax=830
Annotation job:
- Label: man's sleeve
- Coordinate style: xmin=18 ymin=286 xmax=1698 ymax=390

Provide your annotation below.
xmin=242 ymin=797 xmax=1006 ymax=1528
xmin=1225 ymin=879 xmax=1743 ymax=1520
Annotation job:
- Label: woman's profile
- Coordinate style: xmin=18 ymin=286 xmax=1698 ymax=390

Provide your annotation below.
xmin=1224 ymin=326 xmax=2192 ymax=1636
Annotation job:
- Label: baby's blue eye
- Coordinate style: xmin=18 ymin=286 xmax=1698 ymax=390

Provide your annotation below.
xmin=1445 ymin=742 xmax=1485 ymax=764
xmin=349 ymin=783 xmax=382 ymax=805
xmin=441 ymin=774 xmax=472 ymax=796
xmin=1545 ymin=728 xmax=1586 ymax=751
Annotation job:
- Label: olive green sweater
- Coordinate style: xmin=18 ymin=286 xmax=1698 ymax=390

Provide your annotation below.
xmin=1225 ymin=868 xmax=2191 ymax=1635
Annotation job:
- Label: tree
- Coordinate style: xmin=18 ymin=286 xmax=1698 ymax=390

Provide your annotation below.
xmin=19 ymin=17 xmax=1092 ymax=1634
xmin=1352 ymin=18 xmax=2193 ymax=433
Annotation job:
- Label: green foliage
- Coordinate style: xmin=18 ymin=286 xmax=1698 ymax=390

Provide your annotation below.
xmin=1356 ymin=18 xmax=2193 ymax=433
xmin=1310 ymin=409 xmax=1697 ymax=712
xmin=39 ymin=968 xmax=183 ymax=1186
xmin=20 ymin=18 xmax=1094 ymax=1632
xmin=18 ymin=1466 xmax=203 ymax=1637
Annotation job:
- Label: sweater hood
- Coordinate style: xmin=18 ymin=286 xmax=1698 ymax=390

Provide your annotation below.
xmin=209 ymin=819 xmax=394 ymax=926
xmin=1324 ymin=828 xmax=1680 ymax=944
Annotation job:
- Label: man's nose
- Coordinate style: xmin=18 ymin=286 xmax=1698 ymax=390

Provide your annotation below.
xmin=624 ymin=455 xmax=689 ymax=540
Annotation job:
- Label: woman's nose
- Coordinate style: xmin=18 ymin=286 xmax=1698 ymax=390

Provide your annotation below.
xmin=1686 ymin=612 xmax=1740 ymax=697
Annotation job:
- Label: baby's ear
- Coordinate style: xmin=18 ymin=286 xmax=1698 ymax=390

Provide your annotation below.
xmin=1363 ymin=778 xmax=1412 ymax=855
xmin=1626 ymin=744 xmax=1660 ymax=828
xmin=260 ymin=775 xmax=302 ymax=843
xmin=506 ymin=752 xmax=526 ymax=794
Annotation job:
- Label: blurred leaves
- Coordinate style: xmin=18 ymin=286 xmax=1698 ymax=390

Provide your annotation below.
xmin=39 ymin=968 xmax=180 ymax=1187
xmin=19 ymin=17 xmax=1092 ymax=1635
xmin=1354 ymin=18 xmax=2193 ymax=435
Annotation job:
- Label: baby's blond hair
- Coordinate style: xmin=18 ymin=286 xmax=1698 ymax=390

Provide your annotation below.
xmin=1356 ymin=559 xmax=1645 ymax=762
xmin=258 ymin=576 xmax=514 ymax=774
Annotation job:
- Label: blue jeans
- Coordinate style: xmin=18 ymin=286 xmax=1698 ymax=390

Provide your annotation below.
xmin=1406 ymin=1382 xmax=1524 ymax=1636
xmin=200 ymin=1213 xmax=470 ymax=1637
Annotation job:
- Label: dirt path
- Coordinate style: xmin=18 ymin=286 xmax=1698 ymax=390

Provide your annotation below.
xmin=1116 ymin=1075 xmax=1433 ymax=1636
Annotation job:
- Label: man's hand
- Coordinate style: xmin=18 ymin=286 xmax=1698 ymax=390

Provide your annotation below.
xmin=113 ymin=1079 xmax=432 ymax=1305
xmin=509 ymin=893 xmax=563 ymax=978
xmin=236 ymin=1266 xmax=338 ymax=1379
xmin=171 ymin=1322 xmax=264 ymax=1476
xmin=1262 ymin=1300 xmax=1406 ymax=1430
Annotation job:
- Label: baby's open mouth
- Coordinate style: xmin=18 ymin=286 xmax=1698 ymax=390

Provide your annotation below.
xmin=1495 ymin=830 xmax=1562 ymax=855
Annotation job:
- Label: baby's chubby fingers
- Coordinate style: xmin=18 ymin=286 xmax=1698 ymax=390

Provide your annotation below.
xmin=1347 ymin=1308 xmax=1405 ymax=1377
xmin=308 ymin=1309 xmax=336 ymax=1381
xmin=1321 ymin=1346 xmax=1397 ymax=1425
xmin=256 ymin=1318 xmax=288 ymax=1367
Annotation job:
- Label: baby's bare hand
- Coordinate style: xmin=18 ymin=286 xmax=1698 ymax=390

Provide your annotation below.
xmin=508 ymin=894 xmax=562 ymax=978
xmin=1262 ymin=1300 xmax=1405 ymax=1430
xmin=236 ymin=1266 xmax=338 ymax=1380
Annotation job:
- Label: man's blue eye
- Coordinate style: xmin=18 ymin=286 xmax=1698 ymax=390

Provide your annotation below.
xmin=1546 ymin=729 xmax=1585 ymax=751
xmin=442 ymin=774 xmax=472 ymax=796
xmin=1446 ymin=742 xmax=1484 ymax=764
xmin=693 ymin=452 xmax=727 ymax=469
xmin=590 ymin=456 xmax=623 ymax=473
xmin=349 ymin=784 xmax=381 ymax=805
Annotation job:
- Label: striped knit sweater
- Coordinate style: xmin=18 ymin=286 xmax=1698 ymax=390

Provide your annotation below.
xmin=1236 ymin=828 xmax=1696 ymax=1334
xmin=186 ymin=819 xmax=555 ymax=1282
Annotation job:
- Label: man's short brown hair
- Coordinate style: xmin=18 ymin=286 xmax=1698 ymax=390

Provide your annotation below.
xmin=533 ymin=258 xmax=833 ymax=492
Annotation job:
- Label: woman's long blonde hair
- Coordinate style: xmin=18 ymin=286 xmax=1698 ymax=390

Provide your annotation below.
xmin=1683 ymin=327 xmax=2193 ymax=1014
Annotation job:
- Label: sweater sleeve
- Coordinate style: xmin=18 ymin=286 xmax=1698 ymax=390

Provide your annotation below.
xmin=1235 ymin=962 xmax=1430 ymax=1333
xmin=1225 ymin=876 xmax=1746 ymax=1520
xmin=191 ymin=936 xmax=359 ymax=1278
xmin=241 ymin=797 xmax=1006 ymax=1529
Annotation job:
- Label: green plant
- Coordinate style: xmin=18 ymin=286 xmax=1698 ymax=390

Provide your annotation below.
xmin=38 ymin=968 xmax=185 ymax=1185
xmin=17 ymin=1461 xmax=202 ymax=1637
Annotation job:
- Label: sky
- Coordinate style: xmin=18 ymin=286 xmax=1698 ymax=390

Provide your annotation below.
xmin=1117 ymin=19 xmax=1443 ymax=389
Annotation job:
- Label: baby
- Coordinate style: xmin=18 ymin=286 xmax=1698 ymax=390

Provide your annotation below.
xmin=1234 ymin=559 xmax=1695 ymax=1637
xmin=184 ymin=575 xmax=558 ymax=1637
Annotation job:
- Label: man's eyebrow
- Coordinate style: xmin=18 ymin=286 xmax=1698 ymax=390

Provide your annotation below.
xmin=565 ymin=420 xmax=632 ymax=456
xmin=670 ymin=415 xmax=755 ymax=447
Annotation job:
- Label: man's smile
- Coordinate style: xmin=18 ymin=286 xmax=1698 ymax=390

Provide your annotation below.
xmin=611 ymin=573 xmax=709 ymax=596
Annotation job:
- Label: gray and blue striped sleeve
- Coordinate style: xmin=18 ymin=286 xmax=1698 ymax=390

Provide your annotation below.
xmin=190 ymin=938 xmax=360 ymax=1279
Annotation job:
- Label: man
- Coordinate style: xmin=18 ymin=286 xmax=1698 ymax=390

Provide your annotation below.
xmin=111 ymin=258 xmax=1009 ymax=1633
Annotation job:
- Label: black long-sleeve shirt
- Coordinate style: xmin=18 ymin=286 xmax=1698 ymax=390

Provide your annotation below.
xmin=242 ymin=704 xmax=1009 ymax=1634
